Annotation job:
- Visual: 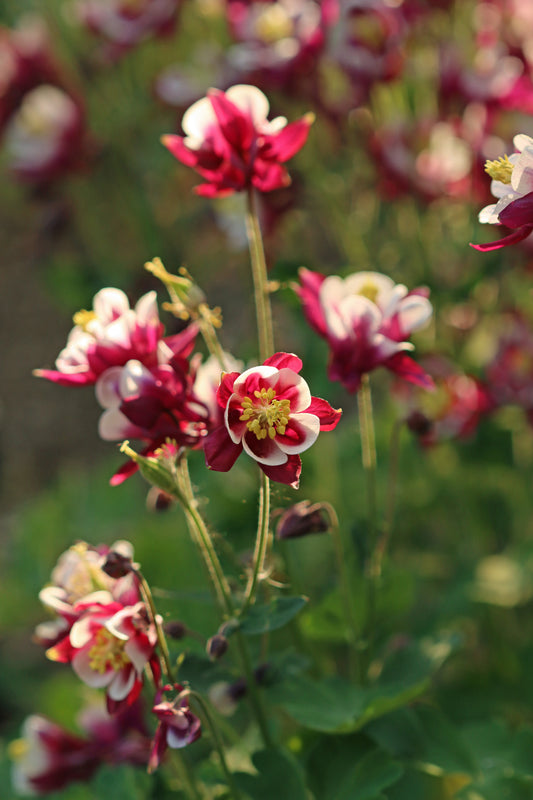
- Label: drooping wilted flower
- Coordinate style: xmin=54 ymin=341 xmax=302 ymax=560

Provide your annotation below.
xmin=162 ymin=83 xmax=314 ymax=196
xmin=296 ymin=268 xmax=434 ymax=393
xmin=203 ymin=351 xmax=342 ymax=488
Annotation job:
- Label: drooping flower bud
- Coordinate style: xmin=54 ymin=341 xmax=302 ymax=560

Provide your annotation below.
xmin=276 ymin=500 xmax=332 ymax=540
xmin=206 ymin=634 xmax=229 ymax=661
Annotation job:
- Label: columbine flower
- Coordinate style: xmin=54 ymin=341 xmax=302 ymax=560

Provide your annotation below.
xmin=162 ymin=83 xmax=314 ymax=197
xmin=46 ymin=600 xmax=159 ymax=714
xmin=473 ymin=134 xmax=533 ymax=251
xmin=203 ymin=352 xmax=342 ymax=488
xmin=35 ymin=287 xmax=196 ymax=387
xmin=296 ymin=268 xmax=434 ymax=393
xmin=148 ymin=684 xmax=201 ymax=772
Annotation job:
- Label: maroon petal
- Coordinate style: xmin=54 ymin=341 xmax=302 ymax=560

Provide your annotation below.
xmin=204 ymin=425 xmax=243 ymax=471
xmin=386 ymin=353 xmax=435 ymax=390
xmin=217 ymin=372 xmax=240 ymax=407
xmin=208 ymin=89 xmax=254 ymax=151
xmin=499 ymin=190 xmax=533 ymax=228
xmin=295 ymin=268 xmax=329 ymax=338
xmin=265 ymin=116 xmax=314 ymax=162
xmin=470 ymin=224 xmax=533 ymax=251
xmin=161 ymin=135 xmax=199 ymax=168
xmin=306 ymin=396 xmax=343 ymax=430
xmin=260 ymin=454 xmax=302 ymax=488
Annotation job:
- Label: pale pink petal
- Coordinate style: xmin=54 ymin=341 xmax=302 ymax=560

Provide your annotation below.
xmin=134 ymin=290 xmax=159 ymax=327
xmin=397 ymin=295 xmax=433 ymax=334
xmin=98 ymin=407 xmax=138 ymax=441
xmin=225 ymin=84 xmax=270 ymax=125
xmin=72 ymin=647 xmax=113 ymax=688
xmin=276 ymin=413 xmax=320 ymax=454
xmin=95 ymin=367 xmax=123 ymax=408
xmin=108 ymin=665 xmax=136 ymax=701
xmin=242 ymin=432 xmax=288 ymax=465
xmin=233 ymin=365 xmax=278 ymax=394
xmin=225 ymin=394 xmax=249 ymax=444
xmin=93 ymin=288 xmax=130 ymax=325
xmin=182 ymin=96 xmax=217 ymax=145
xmin=271 ymin=369 xmax=311 ymax=412
xmin=125 ymin=636 xmax=154 ymax=672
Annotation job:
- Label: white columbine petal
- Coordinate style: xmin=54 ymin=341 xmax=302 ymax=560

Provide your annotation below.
xmin=226 ymin=84 xmax=270 ymax=125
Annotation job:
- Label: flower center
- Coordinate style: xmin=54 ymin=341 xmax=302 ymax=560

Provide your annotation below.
xmin=88 ymin=627 xmax=130 ymax=674
xmin=357 ymin=280 xmax=380 ymax=304
xmin=73 ymin=309 xmax=97 ymax=331
xmin=239 ymin=387 xmax=291 ymax=440
xmin=484 ymin=154 xmax=513 ymax=184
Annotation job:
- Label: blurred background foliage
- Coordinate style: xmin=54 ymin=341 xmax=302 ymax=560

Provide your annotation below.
xmin=3 ymin=0 xmax=533 ymax=796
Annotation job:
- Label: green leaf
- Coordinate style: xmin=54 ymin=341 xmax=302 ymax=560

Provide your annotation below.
xmin=234 ymin=749 xmax=308 ymax=800
xmin=268 ymin=673 xmax=428 ymax=734
xmin=367 ymin=706 xmax=476 ymax=776
xmin=306 ymin=735 xmax=403 ymax=800
xmin=239 ymin=596 xmax=308 ymax=635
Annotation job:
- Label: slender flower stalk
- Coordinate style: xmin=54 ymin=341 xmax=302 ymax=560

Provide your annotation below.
xmin=185 ymin=690 xmax=243 ymax=800
xmin=176 ymin=457 xmax=234 ymax=619
xmin=242 ymin=471 xmax=271 ymax=614
xmin=134 ymin=569 xmax=175 ymax=683
xmin=328 ymin=505 xmax=361 ymax=681
xmin=175 ymin=459 xmax=274 ymax=748
xmin=245 ymin=188 xmax=274 ymax=362
xmin=357 ymin=374 xmax=379 ymax=675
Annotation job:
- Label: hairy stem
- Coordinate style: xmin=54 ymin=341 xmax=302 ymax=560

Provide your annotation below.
xmin=245 ymin=188 xmax=274 ymax=361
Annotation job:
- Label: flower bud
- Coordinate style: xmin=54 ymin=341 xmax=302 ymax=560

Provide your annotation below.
xmin=406 ymin=410 xmax=434 ymax=437
xmin=119 ymin=441 xmax=185 ymax=502
xmin=163 ymin=621 xmax=188 ymax=640
xmin=146 ymin=487 xmax=176 ymax=513
xmin=276 ymin=500 xmax=331 ymax=540
xmin=101 ymin=551 xmax=133 ymax=579
xmin=206 ymin=634 xmax=228 ymax=661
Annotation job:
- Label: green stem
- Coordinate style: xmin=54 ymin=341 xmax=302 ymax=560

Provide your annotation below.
xmin=176 ymin=458 xmax=234 ymax=619
xmin=379 ymin=418 xmax=403 ymax=573
xmin=328 ymin=504 xmax=360 ymax=681
xmin=185 ymin=690 xmax=243 ymax=800
xmin=241 ymin=471 xmax=271 ymax=614
xmin=357 ymin=374 xmax=379 ymax=674
xmin=170 ymin=752 xmax=203 ymax=800
xmin=175 ymin=460 xmax=273 ymax=748
xmin=245 ymin=188 xmax=274 ymax=361
xmin=135 ymin=569 xmax=175 ymax=683
xmin=197 ymin=303 xmax=229 ymax=371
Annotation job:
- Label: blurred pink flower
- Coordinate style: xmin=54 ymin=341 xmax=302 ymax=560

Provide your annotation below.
xmin=148 ymin=684 xmax=201 ymax=772
xmin=162 ymin=83 xmax=313 ymax=196
xmin=296 ymin=268 xmax=434 ymax=393
xmin=75 ymin=0 xmax=181 ymax=59
xmin=485 ymin=313 xmax=533 ymax=421
xmin=204 ymin=351 xmax=341 ymax=488
xmin=11 ymin=700 xmax=151 ymax=795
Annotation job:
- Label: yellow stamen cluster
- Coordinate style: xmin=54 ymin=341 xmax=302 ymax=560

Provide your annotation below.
xmin=484 ymin=154 xmax=514 ymax=184
xmin=239 ymin=387 xmax=291 ymax=440
xmin=73 ymin=309 xmax=97 ymax=331
xmin=88 ymin=628 xmax=130 ymax=674
xmin=357 ymin=281 xmax=380 ymax=304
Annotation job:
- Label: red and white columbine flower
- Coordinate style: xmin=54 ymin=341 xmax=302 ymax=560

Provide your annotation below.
xmin=203 ymin=352 xmax=342 ymax=488
xmin=47 ymin=599 xmax=159 ymax=714
xmin=35 ymin=287 xmax=196 ymax=387
xmin=473 ymin=134 xmax=533 ymax=251
xmin=148 ymin=684 xmax=201 ymax=772
xmin=296 ymin=268 xmax=434 ymax=393
xmin=162 ymin=84 xmax=313 ymax=197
